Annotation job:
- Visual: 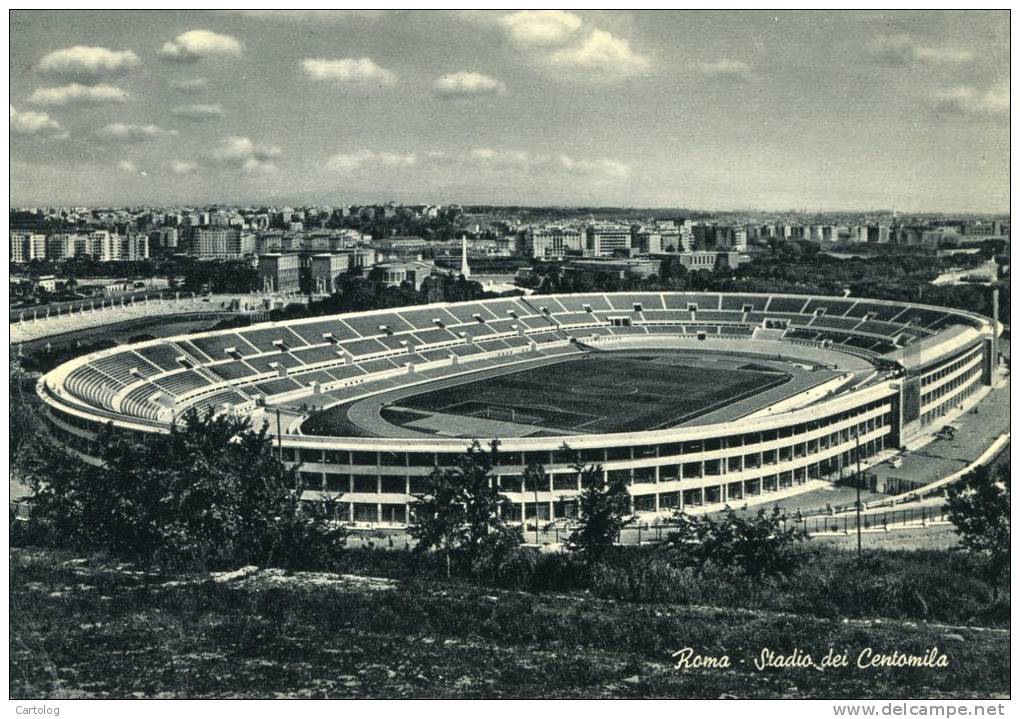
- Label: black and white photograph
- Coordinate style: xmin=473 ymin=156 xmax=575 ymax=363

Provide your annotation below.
xmin=7 ymin=7 xmax=1011 ymax=708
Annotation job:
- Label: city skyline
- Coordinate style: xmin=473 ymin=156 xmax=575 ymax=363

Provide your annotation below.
xmin=10 ymin=10 xmax=1010 ymax=213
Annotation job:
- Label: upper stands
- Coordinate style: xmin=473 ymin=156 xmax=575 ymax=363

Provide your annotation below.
xmin=42 ymin=292 xmax=987 ymax=426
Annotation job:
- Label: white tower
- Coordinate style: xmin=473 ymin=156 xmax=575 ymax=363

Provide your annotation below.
xmin=460 ymin=236 xmax=471 ymax=278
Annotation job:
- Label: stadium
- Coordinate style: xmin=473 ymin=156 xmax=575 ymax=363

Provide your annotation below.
xmin=37 ymin=291 xmax=1001 ymax=527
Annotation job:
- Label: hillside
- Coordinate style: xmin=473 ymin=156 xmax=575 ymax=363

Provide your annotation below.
xmin=10 ymin=548 xmax=1009 ymax=699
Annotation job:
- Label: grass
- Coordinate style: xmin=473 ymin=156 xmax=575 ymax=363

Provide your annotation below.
xmin=390 ymin=353 xmax=787 ymax=433
xmin=10 ymin=548 xmax=1010 ymax=699
xmin=813 ymin=526 xmax=961 ymax=551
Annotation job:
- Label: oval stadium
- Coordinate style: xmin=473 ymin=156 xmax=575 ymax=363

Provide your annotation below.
xmin=37 ymin=292 xmax=1001 ymax=527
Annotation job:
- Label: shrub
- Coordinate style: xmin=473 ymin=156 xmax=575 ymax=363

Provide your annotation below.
xmin=18 ymin=408 xmax=348 ymax=572
xmin=664 ymin=507 xmax=808 ymax=582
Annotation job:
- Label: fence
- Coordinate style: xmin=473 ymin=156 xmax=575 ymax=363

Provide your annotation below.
xmin=521 ymin=505 xmax=953 ymax=546
xmin=786 ymin=505 xmax=949 ymax=536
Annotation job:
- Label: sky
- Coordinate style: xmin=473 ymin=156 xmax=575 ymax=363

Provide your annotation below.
xmin=8 ymin=10 xmax=1010 ymax=212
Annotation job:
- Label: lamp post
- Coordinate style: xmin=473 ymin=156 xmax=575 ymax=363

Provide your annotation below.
xmin=855 ymin=434 xmax=863 ymax=564
xmin=276 ymin=408 xmax=284 ymax=461
xmin=524 ymin=461 xmax=544 ymax=545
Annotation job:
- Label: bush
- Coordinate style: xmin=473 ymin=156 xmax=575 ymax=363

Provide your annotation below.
xmin=17 ymin=409 xmax=348 ymax=572
xmin=664 ymin=507 xmax=808 ymax=582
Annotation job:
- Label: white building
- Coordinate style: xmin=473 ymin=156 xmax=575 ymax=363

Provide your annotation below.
xmin=10 ymin=231 xmax=46 ymax=263
xmin=584 ymin=226 xmax=631 ymax=257
xmin=519 ymin=227 xmax=586 ymax=259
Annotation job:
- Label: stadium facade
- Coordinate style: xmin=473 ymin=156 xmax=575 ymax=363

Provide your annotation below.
xmin=38 ymin=292 xmax=999 ymax=526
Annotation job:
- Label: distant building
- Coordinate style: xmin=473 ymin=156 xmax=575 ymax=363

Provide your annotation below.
xmin=849 ymin=225 xmax=869 ymax=244
xmin=185 ymin=227 xmax=253 ymax=259
xmin=255 ymin=231 xmax=284 ymax=255
xmin=151 ymin=227 xmax=179 ymax=252
xmin=10 ymin=231 xmax=46 ymax=263
xmin=921 ymin=227 xmax=960 ymax=249
xmin=666 ymin=251 xmax=743 ymax=272
xmin=119 ymin=234 xmax=149 ymax=260
xmin=310 ymin=253 xmax=350 ymax=294
xmin=733 ymin=227 xmax=748 ymax=252
xmin=31 ymin=274 xmax=59 ymax=292
xmin=87 ymin=230 xmax=116 ymax=261
xmin=810 ymin=225 xmax=840 ymax=242
xmin=657 ymin=227 xmax=684 ymax=252
xmin=14 ymin=231 xmax=143 ymax=263
xmin=631 ymin=229 xmax=663 ymax=255
xmin=519 ymin=227 xmax=585 ymax=259
xmin=867 ymin=225 xmax=890 ymax=243
xmin=585 ymin=226 xmax=631 ymax=257
xmin=371 ymin=260 xmax=435 ymax=290
xmin=344 ymin=247 xmax=376 ymax=269
xmin=45 ymin=233 xmax=77 ymax=261
xmin=258 ymin=253 xmax=301 ymax=293
xmin=563 ymin=258 xmax=660 ymax=281
xmin=374 ymin=236 xmax=428 ymax=251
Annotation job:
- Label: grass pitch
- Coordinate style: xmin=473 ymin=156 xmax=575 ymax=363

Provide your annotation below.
xmin=393 ymin=353 xmax=787 ymax=434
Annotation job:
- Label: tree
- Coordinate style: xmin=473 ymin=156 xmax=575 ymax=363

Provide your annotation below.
xmin=522 ymin=460 xmax=546 ymax=544
xmin=946 ymin=463 xmax=1010 ymax=597
xmin=10 ymin=358 xmax=45 ymax=473
xmin=19 ymin=409 xmax=348 ymax=571
xmin=665 ymin=507 xmax=807 ymax=583
xmin=409 ymin=439 xmax=523 ymax=578
xmin=566 ymin=463 xmax=634 ymax=562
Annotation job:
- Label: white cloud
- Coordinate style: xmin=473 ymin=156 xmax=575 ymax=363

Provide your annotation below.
xmin=171 ymin=103 xmax=224 ymax=121
xmin=327 ymin=145 xmax=630 ymax=182
xmin=26 ymin=83 xmax=129 ymax=106
xmin=868 ymin=34 xmax=973 ymax=66
xmin=10 ymin=105 xmax=68 ymax=139
xmin=494 ymin=11 xmax=649 ymax=81
xmin=498 ymin=10 xmax=582 ymax=47
xmin=558 ymin=155 xmax=631 ymax=179
xmin=159 ymin=30 xmax=243 ymax=63
xmin=548 ymin=29 xmax=649 ymax=77
xmin=171 ymin=160 xmax=199 ymax=175
xmin=695 ymin=59 xmax=753 ymax=82
xmin=469 ymin=147 xmax=535 ymax=170
xmin=205 ymin=135 xmax=282 ymax=174
xmin=931 ymin=85 xmax=1009 ymax=118
xmin=433 ymin=71 xmax=506 ymax=99
xmin=378 ymin=152 xmax=417 ymax=167
xmin=172 ymin=77 xmax=209 ymax=93
xmin=328 ymin=150 xmax=373 ymax=172
xmin=117 ymin=160 xmax=140 ymax=173
xmin=301 ymin=58 xmax=397 ymax=87
xmin=37 ymin=45 xmax=141 ymax=81
xmin=328 ymin=149 xmax=416 ymax=173
xmin=468 ymin=148 xmax=630 ymax=179
xmin=98 ymin=122 xmax=178 ymax=142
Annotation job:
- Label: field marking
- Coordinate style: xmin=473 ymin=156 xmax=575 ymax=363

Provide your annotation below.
xmin=568 ymin=382 xmax=640 ymax=396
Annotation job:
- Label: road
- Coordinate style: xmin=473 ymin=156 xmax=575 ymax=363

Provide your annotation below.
xmin=870 ymin=377 xmax=1010 ymax=489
